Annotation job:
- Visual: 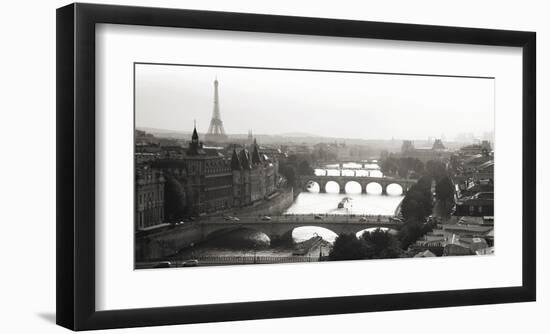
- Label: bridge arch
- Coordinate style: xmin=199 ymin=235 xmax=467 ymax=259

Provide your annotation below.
xmin=325 ymin=180 xmax=340 ymax=194
xmin=366 ymin=182 xmax=383 ymax=195
xmin=291 ymin=226 xmax=338 ymax=244
xmin=344 ymin=180 xmax=362 ymax=194
xmin=386 ymin=183 xmax=404 ymax=196
xmin=305 ymin=180 xmax=321 ymax=193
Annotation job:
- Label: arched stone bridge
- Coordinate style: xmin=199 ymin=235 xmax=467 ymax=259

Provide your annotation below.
xmin=311 ymin=160 xmax=379 ymax=170
xmin=198 ymin=214 xmax=403 ymax=240
xmin=300 ymin=175 xmax=417 ymax=195
xmin=136 ymin=215 xmax=404 ymax=260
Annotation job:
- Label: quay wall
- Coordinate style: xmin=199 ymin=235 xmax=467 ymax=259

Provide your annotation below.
xmin=223 ymin=188 xmax=294 ymax=217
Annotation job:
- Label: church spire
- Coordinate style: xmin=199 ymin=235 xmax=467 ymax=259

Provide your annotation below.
xmin=191 ymin=121 xmax=199 ymax=143
xmin=188 ymin=123 xmax=200 ymax=155
xmin=252 ymin=138 xmax=262 ymax=165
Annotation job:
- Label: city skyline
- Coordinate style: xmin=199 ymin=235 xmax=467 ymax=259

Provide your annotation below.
xmin=135 ymin=64 xmax=495 ymax=141
xmin=135 ymin=63 xmax=495 ymax=269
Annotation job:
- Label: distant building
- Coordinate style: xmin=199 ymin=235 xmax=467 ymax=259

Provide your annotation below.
xmin=459 ymin=140 xmax=492 ymax=156
xmin=473 ymin=160 xmax=494 ymax=181
xmin=400 ymin=139 xmax=452 ymax=163
xmin=454 ymin=196 xmax=494 ymax=217
xmin=432 ymin=139 xmax=446 ymax=150
xmin=135 ymin=166 xmax=165 ymax=230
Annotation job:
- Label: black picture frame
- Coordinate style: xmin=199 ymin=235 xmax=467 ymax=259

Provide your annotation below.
xmin=56 ymin=2 xmax=536 ymax=331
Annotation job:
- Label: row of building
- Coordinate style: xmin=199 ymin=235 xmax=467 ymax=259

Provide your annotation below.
xmin=411 ymin=139 xmax=495 ymax=257
xmin=135 ymin=127 xmax=282 ymax=231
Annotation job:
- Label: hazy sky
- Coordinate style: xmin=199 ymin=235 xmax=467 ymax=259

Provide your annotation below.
xmin=135 ymin=64 xmax=494 ymax=140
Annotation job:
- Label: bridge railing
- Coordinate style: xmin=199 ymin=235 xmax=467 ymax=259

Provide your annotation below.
xmin=196 ymin=213 xmax=402 ymax=225
xmin=302 ymin=175 xmax=417 ymax=183
xmin=281 ymin=213 xmax=391 ymax=218
xmin=192 ymin=255 xmax=320 ymax=265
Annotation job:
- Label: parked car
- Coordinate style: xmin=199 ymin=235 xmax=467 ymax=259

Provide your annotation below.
xmin=314 ymin=215 xmax=323 ymax=220
xmin=261 ymin=216 xmax=272 ymax=221
xmin=153 ymin=261 xmax=172 ymax=268
xmin=182 ymin=259 xmax=199 ymax=267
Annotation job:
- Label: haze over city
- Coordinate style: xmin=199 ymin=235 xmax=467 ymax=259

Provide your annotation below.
xmin=135 ymin=64 xmax=494 ymax=141
xmin=135 ymin=62 xmax=496 ymax=268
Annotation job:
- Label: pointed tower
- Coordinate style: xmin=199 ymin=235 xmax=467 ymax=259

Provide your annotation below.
xmin=252 ymin=138 xmax=262 ymax=165
xmin=187 ymin=123 xmax=201 ymax=155
xmin=205 ymin=78 xmax=228 ymax=143
xmin=432 ymin=139 xmax=446 ymax=150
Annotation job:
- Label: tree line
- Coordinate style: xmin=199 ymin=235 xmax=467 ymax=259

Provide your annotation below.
xmin=278 ymin=155 xmax=315 ymax=189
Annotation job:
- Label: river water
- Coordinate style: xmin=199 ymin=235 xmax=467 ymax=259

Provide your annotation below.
xmin=286 ymin=162 xmax=404 ymax=216
xmin=284 ymin=162 xmax=403 ymax=243
xmin=176 ymin=162 xmax=404 ymax=261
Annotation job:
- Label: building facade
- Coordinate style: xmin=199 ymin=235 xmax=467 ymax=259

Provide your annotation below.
xmin=135 ymin=166 xmax=165 ymax=230
xmin=231 ymin=139 xmax=279 ymax=207
xmin=153 ymin=126 xmax=234 ymax=217
xmin=150 ymin=127 xmax=281 ymax=219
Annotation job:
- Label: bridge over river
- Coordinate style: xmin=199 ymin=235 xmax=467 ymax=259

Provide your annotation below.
xmin=300 ymin=175 xmax=417 ymax=195
xmin=199 ymin=214 xmax=402 ymax=239
xmin=311 ymin=160 xmax=379 ymax=170
xmin=136 ymin=214 xmax=403 ymax=260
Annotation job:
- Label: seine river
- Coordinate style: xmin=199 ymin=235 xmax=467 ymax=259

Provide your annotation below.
xmin=285 ymin=162 xmax=404 ymax=243
xmin=175 ymin=162 xmax=405 ymax=261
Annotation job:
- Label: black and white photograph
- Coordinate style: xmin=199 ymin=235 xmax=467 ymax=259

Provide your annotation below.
xmin=134 ymin=63 xmax=495 ymax=269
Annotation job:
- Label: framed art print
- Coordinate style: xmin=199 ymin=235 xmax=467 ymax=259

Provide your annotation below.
xmin=56 ymin=3 xmax=536 ymax=330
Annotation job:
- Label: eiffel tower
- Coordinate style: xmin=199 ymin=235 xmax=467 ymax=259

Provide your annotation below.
xmin=204 ymin=78 xmax=228 ymax=142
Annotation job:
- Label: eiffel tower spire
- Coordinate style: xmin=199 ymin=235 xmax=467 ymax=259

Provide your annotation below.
xmin=205 ymin=78 xmax=228 ymax=142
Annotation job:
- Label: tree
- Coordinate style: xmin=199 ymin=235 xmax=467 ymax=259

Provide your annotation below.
xmin=436 ymin=176 xmax=455 ymax=202
xmin=417 ymin=175 xmax=433 ymax=191
xmin=362 ymin=228 xmax=402 ymax=259
xmin=163 ymin=175 xmax=188 ymax=219
xmin=380 ymin=156 xmax=424 ymax=178
xmin=401 ymin=184 xmax=432 ymax=222
xmin=297 ymin=160 xmax=315 ymax=176
xmin=279 ymin=165 xmax=296 ymax=187
xmin=435 ymin=176 xmax=456 ymax=220
xmin=328 ymin=234 xmax=370 ymax=261
xmin=398 ymin=221 xmax=433 ymax=250
xmin=425 ymin=160 xmax=447 ymax=182
xmin=380 ymin=156 xmax=398 ymax=176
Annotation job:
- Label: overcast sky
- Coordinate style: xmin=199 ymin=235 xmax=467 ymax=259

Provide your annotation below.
xmin=135 ymin=64 xmax=494 ymax=140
